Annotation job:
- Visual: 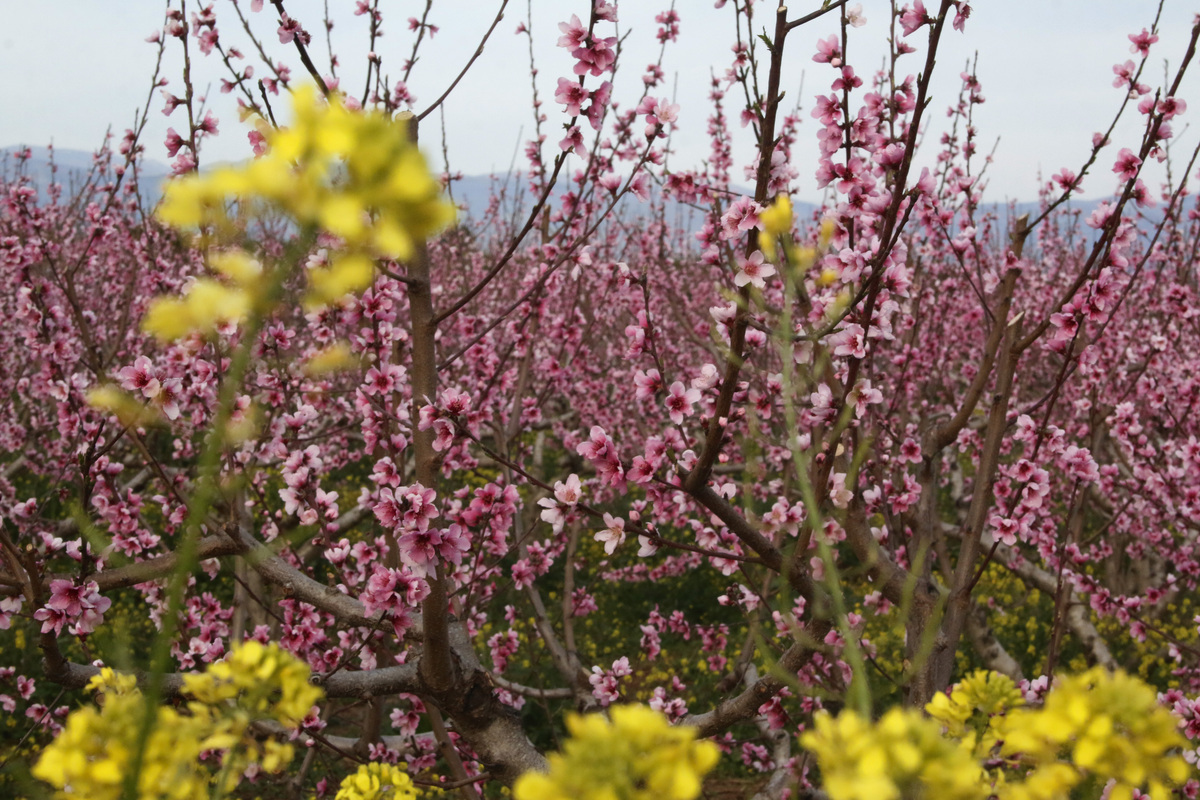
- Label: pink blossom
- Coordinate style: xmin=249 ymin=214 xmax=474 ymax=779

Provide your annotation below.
xmin=831 ymin=323 xmax=867 ymax=360
xmin=627 ymin=456 xmax=655 ymax=484
xmin=734 ymin=251 xmax=776 ymax=289
xmin=654 ymin=9 xmax=679 ymax=42
xmin=488 ymin=630 xmax=520 ymax=673
xmin=1128 ymin=28 xmax=1159 ymax=56
xmin=438 ymin=387 xmax=471 ymax=416
xmin=1129 ymin=178 xmax=1154 ymax=207
xmin=634 ymin=369 xmax=663 ymax=400
xmin=158 ymin=379 xmax=182 ymax=420
xmin=1112 ymin=60 xmax=1136 ymax=89
xmin=164 ymin=128 xmax=186 ymax=158
xmin=578 ymin=426 xmax=614 ymax=462
xmin=0 ymin=597 xmax=23 ymax=630
xmin=34 ymin=580 xmax=110 ymax=636
xmin=595 ymin=513 xmax=626 ymax=554
xmin=559 ymin=125 xmax=584 ymax=153
xmin=278 ymin=14 xmax=308 ymax=45
xmin=829 ymin=473 xmax=853 ymax=508
xmin=720 ymin=196 xmax=763 ymax=240
xmin=160 ymin=91 xmax=182 ymax=116
xmin=1112 ymin=147 xmax=1142 ymax=181
xmin=195 ymin=111 xmax=219 ymax=136
xmin=197 ymin=29 xmax=219 ymax=55
xmin=1086 ymin=201 xmax=1114 ymax=229
xmin=630 ymin=173 xmax=650 ymax=202
xmin=1051 ymin=168 xmax=1079 ymax=191
xmin=692 ymin=364 xmax=720 ymax=390
xmin=813 ymin=35 xmax=842 ymax=67
xmin=437 ymin=524 xmax=471 ymax=566
xmin=594 ymin=1 xmax=617 ymax=22
xmin=584 ymin=81 xmax=611 ymax=130
xmin=374 ymin=483 xmax=439 ymax=532
xmin=171 ymin=151 xmax=197 ymax=175
xmin=246 ymin=128 xmax=268 ymax=157
xmin=588 ymin=657 xmax=630 ymax=705
xmin=556 ymin=14 xmax=587 ymax=50
xmin=899 ymin=1 xmax=930 ymax=36
xmin=952 ymin=3 xmax=971 ymax=32
xmin=574 ymin=37 xmax=617 ymax=77
xmin=664 ymin=381 xmax=701 ymax=424
xmin=555 ymin=473 xmax=583 ymax=505
xmin=117 ymin=355 xmax=161 ymax=398
xmin=398 ymin=528 xmax=442 ymax=574
xmin=555 ymin=78 xmax=589 ymax=117
xmin=1157 ymin=96 xmax=1187 ymax=120
xmin=511 ymin=559 xmax=535 ymax=589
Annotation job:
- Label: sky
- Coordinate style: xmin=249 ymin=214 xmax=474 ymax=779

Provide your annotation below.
xmin=2 ymin=1 xmax=1197 ymax=203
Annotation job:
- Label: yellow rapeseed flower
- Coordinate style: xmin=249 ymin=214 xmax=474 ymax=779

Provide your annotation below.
xmin=303 ymin=341 xmax=357 ymax=375
xmin=334 ymin=762 xmax=418 ymax=800
xmin=142 ymin=278 xmax=252 ymax=342
xmin=208 ymin=249 xmax=263 ymax=287
xmin=801 ymin=707 xmax=987 ymax=800
xmin=35 ymin=642 xmax=326 ymax=800
xmin=926 ymin=670 xmax=1024 ymax=753
xmin=86 ymin=385 xmax=162 ymax=428
xmin=514 ymin=705 xmax=718 ymax=800
xmin=184 ymin=640 xmax=323 ymax=725
xmin=148 ymin=83 xmax=454 ymax=339
xmin=757 ymin=194 xmax=793 ymax=261
xmin=997 ymin=668 xmax=1190 ymax=800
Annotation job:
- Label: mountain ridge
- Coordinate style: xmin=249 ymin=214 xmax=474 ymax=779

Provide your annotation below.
xmin=4 ymin=146 xmax=1141 ymax=244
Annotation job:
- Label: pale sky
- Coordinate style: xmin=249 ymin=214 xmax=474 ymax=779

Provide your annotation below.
xmin=2 ymin=1 xmax=1197 ymax=202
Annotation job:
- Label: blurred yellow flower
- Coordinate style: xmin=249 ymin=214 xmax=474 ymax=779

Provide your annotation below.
xmin=514 ymin=704 xmax=718 ymax=800
xmin=149 ymin=83 xmax=455 ymax=340
xmin=35 ymin=641 xmax=326 ymax=800
xmin=335 ymin=762 xmax=418 ymax=800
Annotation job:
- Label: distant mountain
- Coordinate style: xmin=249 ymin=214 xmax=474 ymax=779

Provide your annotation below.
xmin=4 ymin=146 xmax=1168 ymax=249
xmin=444 ymin=172 xmax=784 ymax=233
xmin=1 ymin=145 xmax=170 ymax=207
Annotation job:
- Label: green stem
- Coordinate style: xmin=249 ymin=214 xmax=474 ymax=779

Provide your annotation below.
xmin=122 ymin=263 xmax=288 ymax=800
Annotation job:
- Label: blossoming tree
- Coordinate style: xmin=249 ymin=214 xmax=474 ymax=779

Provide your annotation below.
xmin=4 ymin=1 xmax=1200 ymax=798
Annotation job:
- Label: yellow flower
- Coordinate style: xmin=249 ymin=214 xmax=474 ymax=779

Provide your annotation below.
xmin=514 ymin=705 xmax=718 ymax=800
xmin=208 ymin=249 xmax=263 ymax=288
xmin=335 ymin=762 xmax=418 ymax=800
xmin=303 ymin=341 xmax=358 ymax=375
xmin=87 ymin=385 xmax=161 ymax=428
xmin=757 ymin=195 xmax=793 ymax=261
xmin=142 ymin=278 xmax=251 ymax=342
xmin=819 ymin=216 xmax=837 ymax=247
xmin=85 ymin=667 xmax=139 ymax=697
xmin=32 ymin=691 xmax=210 ymax=800
xmin=35 ymin=642 xmax=325 ymax=800
xmin=306 ymin=252 xmax=377 ymax=309
xmin=801 ymin=707 xmax=987 ymax=800
xmin=149 ymin=82 xmax=455 ymax=335
xmin=997 ymin=668 xmax=1190 ymax=800
xmin=927 ymin=670 xmax=1023 ymax=754
xmin=185 ymin=640 xmax=323 ymax=725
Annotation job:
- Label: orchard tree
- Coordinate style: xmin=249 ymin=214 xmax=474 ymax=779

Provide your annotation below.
xmin=3 ymin=1 xmax=1200 ymax=798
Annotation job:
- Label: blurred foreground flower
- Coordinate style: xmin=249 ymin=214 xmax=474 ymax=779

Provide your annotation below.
xmin=146 ymin=83 xmax=454 ymax=341
xmin=514 ymin=704 xmax=719 ymax=800
xmin=33 ymin=642 xmax=324 ymax=800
